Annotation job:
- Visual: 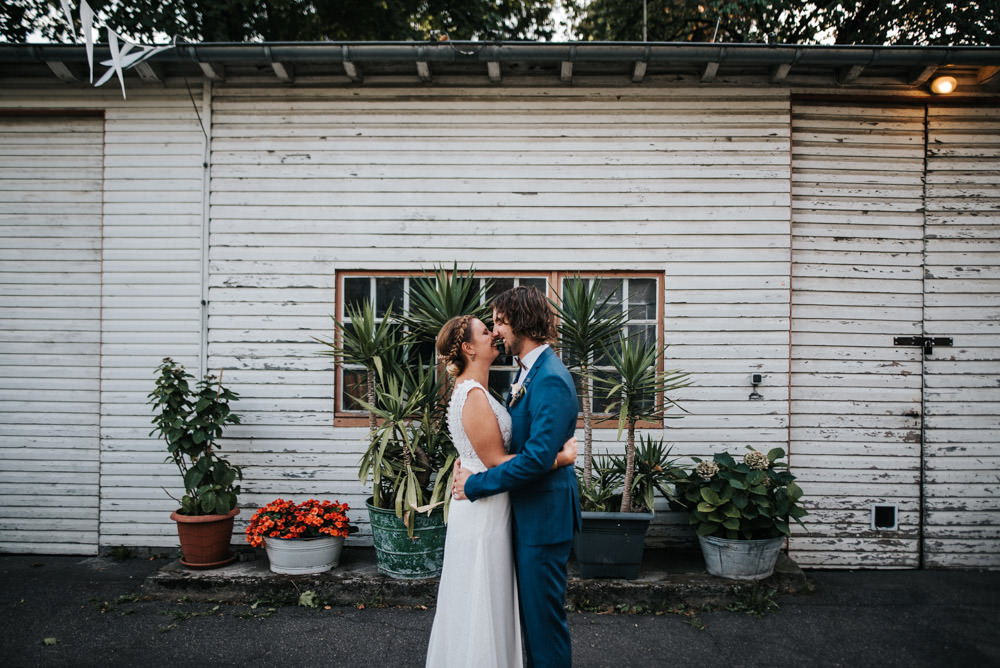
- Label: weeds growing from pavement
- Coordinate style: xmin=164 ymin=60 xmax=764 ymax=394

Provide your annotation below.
xmin=726 ymin=583 xmax=780 ymax=618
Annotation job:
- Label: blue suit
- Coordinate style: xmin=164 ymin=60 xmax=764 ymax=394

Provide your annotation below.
xmin=465 ymin=346 xmax=581 ymax=668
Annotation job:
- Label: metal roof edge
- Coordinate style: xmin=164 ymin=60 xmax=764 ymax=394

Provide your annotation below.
xmin=3 ymin=41 xmax=1000 ymax=67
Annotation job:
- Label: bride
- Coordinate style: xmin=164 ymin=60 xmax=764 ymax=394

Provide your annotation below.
xmin=425 ymin=315 xmax=576 ymax=668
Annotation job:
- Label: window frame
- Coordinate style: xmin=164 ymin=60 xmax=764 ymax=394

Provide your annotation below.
xmin=332 ymin=269 xmax=664 ymax=428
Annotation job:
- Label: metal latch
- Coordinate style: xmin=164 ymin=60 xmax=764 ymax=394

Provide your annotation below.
xmin=894 ymin=336 xmax=953 ymax=355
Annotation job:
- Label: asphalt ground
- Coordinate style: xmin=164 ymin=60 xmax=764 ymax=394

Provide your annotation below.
xmin=2 ymin=553 xmax=998 ymax=667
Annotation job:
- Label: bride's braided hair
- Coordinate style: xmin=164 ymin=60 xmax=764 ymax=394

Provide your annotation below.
xmin=436 ymin=315 xmax=475 ymax=377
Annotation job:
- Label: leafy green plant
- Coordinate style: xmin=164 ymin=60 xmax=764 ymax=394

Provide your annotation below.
xmin=148 ymin=358 xmax=243 ymax=516
xmin=322 ymin=265 xmax=489 ymax=536
xmin=676 ymin=447 xmax=808 ymax=540
xmin=316 ymin=300 xmax=404 ymax=435
xmin=598 ymin=334 xmax=690 ymax=512
xmin=357 ymin=366 xmax=456 ymax=536
xmin=398 ymin=263 xmax=491 ymax=352
xmin=577 ymin=435 xmax=684 ymax=513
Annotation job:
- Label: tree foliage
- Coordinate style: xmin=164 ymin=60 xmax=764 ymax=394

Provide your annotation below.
xmin=5 ymin=0 xmax=556 ymax=43
xmin=571 ymin=0 xmax=998 ymax=45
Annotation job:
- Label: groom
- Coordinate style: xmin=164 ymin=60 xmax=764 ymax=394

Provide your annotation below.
xmin=453 ymin=285 xmax=581 ymax=668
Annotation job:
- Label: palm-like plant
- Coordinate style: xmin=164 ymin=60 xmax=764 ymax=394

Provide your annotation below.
xmin=320 ymin=265 xmax=488 ymax=536
xmin=550 ymin=275 xmax=628 ymax=483
xmin=599 ymin=333 xmax=690 ymax=513
xmin=399 ymin=263 xmax=492 ymax=354
xmin=315 ymin=301 xmax=403 ymax=435
xmin=356 ymin=366 xmax=457 ymax=536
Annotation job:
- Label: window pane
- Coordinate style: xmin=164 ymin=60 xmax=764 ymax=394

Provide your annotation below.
xmin=628 ymin=324 xmax=656 ymax=349
xmin=488 ymin=369 xmax=517 ymax=400
xmin=520 ymin=277 xmax=547 ymax=293
xmin=628 ymin=279 xmax=657 ymax=320
xmin=342 ymin=369 xmax=367 ymax=411
xmin=375 ymin=277 xmax=404 ymax=317
xmin=592 ymin=369 xmax=618 ymax=413
xmin=486 ymin=278 xmax=514 ymax=304
xmin=597 ymin=278 xmax=623 ymax=310
xmin=344 ymin=277 xmax=370 ymax=314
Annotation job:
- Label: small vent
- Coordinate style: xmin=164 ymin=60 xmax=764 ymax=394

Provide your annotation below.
xmin=871 ymin=504 xmax=898 ymax=531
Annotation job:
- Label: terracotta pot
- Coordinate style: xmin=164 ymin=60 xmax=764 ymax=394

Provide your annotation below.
xmin=170 ymin=507 xmax=239 ymax=568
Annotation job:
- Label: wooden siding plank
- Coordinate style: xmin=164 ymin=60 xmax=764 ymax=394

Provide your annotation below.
xmin=0 ymin=115 xmax=103 ymax=556
xmin=789 ymin=102 xmax=926 ymax=569
xmin=923 ymin=105 xmax=1000 ymax=569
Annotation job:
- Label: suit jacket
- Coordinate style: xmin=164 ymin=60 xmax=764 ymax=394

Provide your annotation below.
xmin=464 ymin=346 xmax=582 ymax=546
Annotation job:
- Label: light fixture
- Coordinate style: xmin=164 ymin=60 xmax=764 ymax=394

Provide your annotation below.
xmin=930 ymin=75 xmax=957 ymax=95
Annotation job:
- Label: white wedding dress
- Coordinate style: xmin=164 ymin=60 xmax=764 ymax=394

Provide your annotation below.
xmin=425 ymin=379 xmax=523 ymax=668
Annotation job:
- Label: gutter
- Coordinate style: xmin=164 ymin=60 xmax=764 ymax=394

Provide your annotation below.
xmin=4 ymin=41 xmax=999 ymax=68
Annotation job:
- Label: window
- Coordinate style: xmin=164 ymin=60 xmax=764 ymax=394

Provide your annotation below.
xmin=334 ymin=271 xmax=662 ymax=425
xmin=562 ymin=276 xmax=659 ymax=415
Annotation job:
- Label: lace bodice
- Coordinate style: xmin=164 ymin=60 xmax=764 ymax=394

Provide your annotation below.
xmin=447 ymin=379 xmax=512 ymax=475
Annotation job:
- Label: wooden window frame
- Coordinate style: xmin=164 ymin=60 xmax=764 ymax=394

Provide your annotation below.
xmin=332 ymin=269 xmax=664 ymax=428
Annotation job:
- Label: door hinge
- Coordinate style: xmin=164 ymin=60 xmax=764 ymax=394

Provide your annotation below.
xmin=894 ymin=336 xmax=953 ymax=355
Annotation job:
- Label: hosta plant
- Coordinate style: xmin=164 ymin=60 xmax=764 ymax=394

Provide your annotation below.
xmin=676 ymin=447 xmax=807 ymax=540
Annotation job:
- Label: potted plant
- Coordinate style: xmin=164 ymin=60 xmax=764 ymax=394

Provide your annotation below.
xmin=245 ymin=498 xmax=353 ymax=574
xmin=676 ymin=447 xmax=808 ymax=580
xmin=317 ymin=266 xmax=485 ymax=579
xmin=573 ymin=333 xmax=690 ymax=579
xmin=148 ymin=357 xmax=244 ymax=568
xmin=575 ymin=435 xmax=684 ymax=578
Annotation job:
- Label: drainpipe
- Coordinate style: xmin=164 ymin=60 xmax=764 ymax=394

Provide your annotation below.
xmin=199 ymin=79 xmax=212 ymax=377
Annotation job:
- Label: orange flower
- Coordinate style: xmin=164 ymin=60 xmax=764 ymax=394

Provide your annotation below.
xmin=246 ymin=498 xmax=352 ymax=545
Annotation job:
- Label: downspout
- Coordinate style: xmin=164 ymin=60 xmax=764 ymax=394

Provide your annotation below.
xmin=199 ymin=79 xmax=212 ymax=377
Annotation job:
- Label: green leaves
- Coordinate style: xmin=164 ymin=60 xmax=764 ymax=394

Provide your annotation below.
xmin=148 ymin=358 xmax=243 ymax=516
xmin=677 ymin=448 xmax=809 ymax=540
xmin=334 ymin=269 xmax=466 ymax=536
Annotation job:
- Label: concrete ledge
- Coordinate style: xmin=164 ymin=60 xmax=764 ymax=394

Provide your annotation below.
xmin=143 ymin=547 xmax=810 ymax=609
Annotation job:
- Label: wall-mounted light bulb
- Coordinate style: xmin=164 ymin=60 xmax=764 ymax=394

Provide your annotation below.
xmin=930 ymin=76 xmax=957 ymax=95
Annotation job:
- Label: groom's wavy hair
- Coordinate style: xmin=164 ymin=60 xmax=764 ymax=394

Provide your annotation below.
xmin=492 ymin=286 xmax=556 ymax=344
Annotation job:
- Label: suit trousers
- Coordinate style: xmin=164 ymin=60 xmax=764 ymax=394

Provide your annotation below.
xmin=514 ymin=536 xmax=573 ymax=668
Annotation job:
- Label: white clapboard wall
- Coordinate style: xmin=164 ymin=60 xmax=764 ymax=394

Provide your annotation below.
xmin=0 ymin=113 xmax=104 ymax=554
xmin=206 ymin=86 xmax=793 ymax=544
xmin=789 ymin=100 xmax=1000 ymax=569
xmin=789 ymin=102 xmax=926 ymax=568
xmin=0 ymin=87 xmax=208 ymax=552
xmin=96 ymin=91 xmax=208 ymax=548
xmin=923 ymin=105 xmax=1000 ymax=568
xmin=2 ymin=83 xmax=995 ymax=566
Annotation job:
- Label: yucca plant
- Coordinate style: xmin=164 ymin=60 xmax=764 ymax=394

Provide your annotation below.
xmin=550 ymin=275 xmax=628 ymax=484
xmin=398 ymin=263 xmax=492 ymax=357
xmin=599 ymin=333 xmax=691 ymax=513
xmin=322 ymin=266 xmax=490 ymax=536
xmin=577 ymin=435 xmax=683 ymax=513
xmin=354 ymin=346 xmax=456 ymax=536
xmin=315 ymin=300 xmax=403 ymax=436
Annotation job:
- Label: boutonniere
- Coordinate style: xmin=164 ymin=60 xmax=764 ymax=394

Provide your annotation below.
xmin=509 ymin=375 xmax=531 ymax=408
